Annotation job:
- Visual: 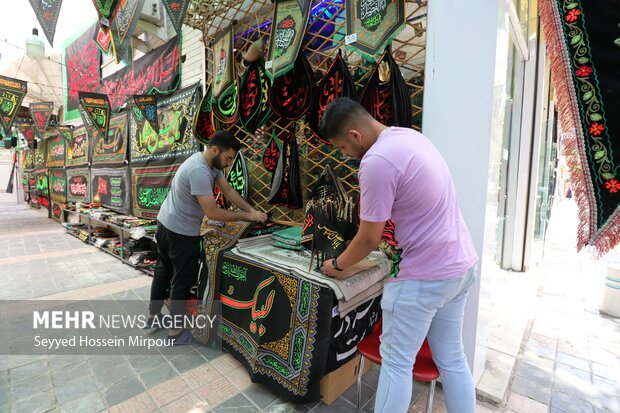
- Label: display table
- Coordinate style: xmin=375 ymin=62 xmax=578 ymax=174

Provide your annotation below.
xmin=202 ymin=247 xmax=381 ymax=403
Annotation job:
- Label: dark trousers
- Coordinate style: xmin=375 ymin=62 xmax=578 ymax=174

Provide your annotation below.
xmin=149 ymin=221 xmax=201 ymax=328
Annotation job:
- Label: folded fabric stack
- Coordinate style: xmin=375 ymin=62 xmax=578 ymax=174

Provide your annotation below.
xmin=233 ymin=236 xmax=388 ymax=317
xmin=62 ymin=222 xmax=87 ymax=238
xmin=130 ymin=225 xmax=158 ymax=240
xmin=122 ymin=218 xmax=156 ymax=229
xmin=127 ymin=250 xmax=157 ymax=267
xmin=76 ymin=202 xmax=102 ymax=210
xmin=107 ymin=215 xmax=135 ymax=226
xmin=89 ymin=208 xmax=113 ymax=221
xmin=271 ymin=226 xmax=311 ymax=251
xmin=123 ymin=237 xmax=154 ymax=259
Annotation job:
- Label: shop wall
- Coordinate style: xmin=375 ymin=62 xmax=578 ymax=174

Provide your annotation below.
xmin=179 ymin=25 xmax=206 ymax=90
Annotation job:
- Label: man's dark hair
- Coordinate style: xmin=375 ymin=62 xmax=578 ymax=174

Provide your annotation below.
xmin=208 ymin=130 xmax=241 ymax=152
xmin=318 ymin=97 xmax=373 ymax=141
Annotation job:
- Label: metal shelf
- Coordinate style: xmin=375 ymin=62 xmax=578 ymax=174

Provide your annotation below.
xmin=61 ymin=212 xmax=157 ymax=276
xmin=64 ymin=230 xmax=89 ymax=244
xmin=138 ymin=267 xmax=154 ymax=277
xmin=90 ymin=242 xmax=123 ymax=261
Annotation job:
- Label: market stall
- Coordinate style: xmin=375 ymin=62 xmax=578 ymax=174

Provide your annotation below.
xmin=185 ymin=0 xmax=427 ymax=403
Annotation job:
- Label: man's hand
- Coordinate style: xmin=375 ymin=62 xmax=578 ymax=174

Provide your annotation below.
xmin=247 ymin=210 xmax=268 ymax=222
xmin=320 ymin=259 xmax=340 ymax=277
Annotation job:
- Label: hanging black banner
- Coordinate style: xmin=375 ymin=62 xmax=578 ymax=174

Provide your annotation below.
xmin=46 ymin=129 xmax=67 ymax=168
xmin=92 ymin=0 xmax=122 ymax=27
xmin=131 ymin=164 xmax=180 ymax=218
xmin=63 ymin=23 xmax=102 ymax=122
xmin=49 ymin=167 xmax=67 ymax=203
xmin=91 ymin=111 xmax=128 ymax=166
xmin=307 ymin=53 xmax=357 ymax=144
xmin=78 ymin=91 xmax=111 ymax=142
xmin=266 ymin=0 xmax=312 ymax=79
xmin=262 ymin=131 xmax=281 ymax=173
xmin=239 ymin=60 xmax=272 ymax=134
xmin=227 ymin=151 xmax=249 ymax=199
xmin=193 ymin=83 xmax=214 ymax=145
xmin=29 ymin=102 xmax=53 ymax=140
xmin=66 ymin=125 xmax=90 ymax=167
xmin=345 ymin=0 xmax=406 ymax=61
xmin=101 ymin=36 xmax=181 ymax=111
xmin=28 ymin=0 xmax=64 ymax=46
xmin=129 ymin=83 xmax=202 ymax=166
xmin=91 ymin=167 xmax=131 ymax=213
xmin=161 ymin=0 xmax=191 ymax=34
xmin=66 ymin=167 xmax=91 ymax=203
xmin=110 ymin=0 xmax=145 ymax=63
xmin=14 ymin=118 xmax=35 ymax=148
xmin=269 ymin=51 xmax=315 ymax=121
xmin=268 ymin=133 xmax=302 ymax=208
xmin=213 ymin=81 xmax=239 ymax=124
xmin=34 ymin=139 xmax=47 ymax=169
xmin=0 ymin=75 xmax=28 ymax=135
xmin=360 ymin=48 xmax=412 ymax=127
xmin=130 ymin=94 xmax=159 ymax=135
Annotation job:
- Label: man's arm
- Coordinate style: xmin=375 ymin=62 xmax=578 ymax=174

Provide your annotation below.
xmin=320 ymin=220 xmax=385 ymax=277
xmin=216 ymin=178 xmax=256 ymax=213
xmin=197 ymin=194 xmax=265 ymax=222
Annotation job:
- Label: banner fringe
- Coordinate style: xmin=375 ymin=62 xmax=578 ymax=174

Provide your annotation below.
xmin=537 ymin=0 xmax=617 ymax=256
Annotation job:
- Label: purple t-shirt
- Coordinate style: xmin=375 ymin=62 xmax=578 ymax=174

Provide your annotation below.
xmin=359 ymin=127 xmax=478 ymax=280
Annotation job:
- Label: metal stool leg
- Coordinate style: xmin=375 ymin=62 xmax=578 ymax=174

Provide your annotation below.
xmin=425 ymin=379 xmax=436 ymax=413
xmin=356 ymin=355 xmax=365 ymax=411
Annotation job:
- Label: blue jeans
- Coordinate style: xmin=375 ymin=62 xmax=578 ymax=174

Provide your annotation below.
xmin=374 ymin=265 xmax=478 ymax=413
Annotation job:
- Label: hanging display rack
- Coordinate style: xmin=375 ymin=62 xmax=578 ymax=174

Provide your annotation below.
xmin=186 ymin=0 xmax=427 ymax=225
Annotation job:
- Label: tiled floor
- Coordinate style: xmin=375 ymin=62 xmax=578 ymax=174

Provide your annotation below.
xmin=1 ymin=191 xmax=619 ymax=412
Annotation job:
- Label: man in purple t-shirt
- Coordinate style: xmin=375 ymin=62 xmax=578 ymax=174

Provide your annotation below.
xmin=319 ymin=98 xmax=478 ymax=413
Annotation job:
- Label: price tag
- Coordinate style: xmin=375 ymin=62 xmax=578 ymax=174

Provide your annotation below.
xmin=345 ymin=33 xmax=358 ymax=45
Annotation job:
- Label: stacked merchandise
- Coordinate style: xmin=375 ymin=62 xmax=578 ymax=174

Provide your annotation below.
xmin=129 ymin=224 xmax=157 ymax=240
xmin=73 ymin=202 xmax=102 ymax=213
xmin=89 ymin=208 xmax=115 ymax=222
xmin=122 ymin=219 xmax=155 ymax=229
xmin=124 ymin=236 xmax=156 ymax=268
xmin=127 ymin=249 xmax=157 ymax=272
xmin=271 ymin=226 xmax=311 ymax=251
xmin=92 ymin=227 xmax=121 ymax=255
xmin=61 ymin=222 xmax=88 ymax=238
xmin=106 ymin=215 xmax=156 ymax=230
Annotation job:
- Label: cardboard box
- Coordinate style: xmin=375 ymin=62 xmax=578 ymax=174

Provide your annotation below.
xmin=320 ymin=354 xmax=373 ymax=405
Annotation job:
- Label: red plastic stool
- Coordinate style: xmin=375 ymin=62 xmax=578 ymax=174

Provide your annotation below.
xmin=356 ymin=324 xmax=440 ymax=413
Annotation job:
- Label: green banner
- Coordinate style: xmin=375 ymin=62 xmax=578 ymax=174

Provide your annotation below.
xmin=0 ymin=75 xmax=28 ymax=135
xmin=79 ymin=91 xmax=111 ymax=143
xmin=345 ymin=0 xmax=405 ymax=61
xmin=266 ymin=0 xmax=311 ymax=79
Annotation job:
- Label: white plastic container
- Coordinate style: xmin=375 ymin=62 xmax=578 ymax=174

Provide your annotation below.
xmin=602 ymin=264 xmax=620 ymax=318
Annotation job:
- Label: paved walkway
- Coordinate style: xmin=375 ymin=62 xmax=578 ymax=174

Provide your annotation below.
xmin=0 ymin=191 xmax=619 ymax=412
